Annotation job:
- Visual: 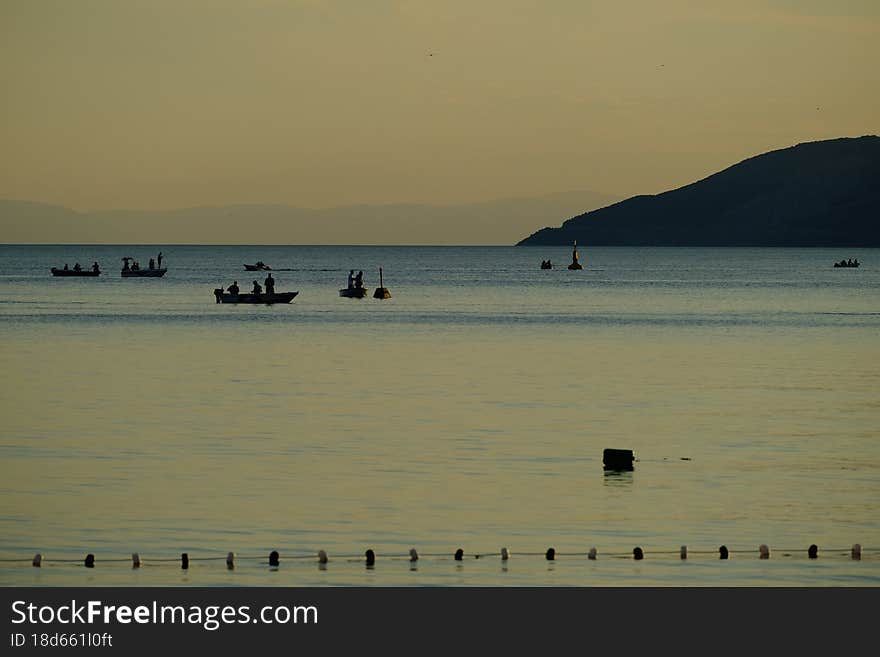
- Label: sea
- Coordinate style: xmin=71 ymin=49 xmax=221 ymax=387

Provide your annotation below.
xmin=0 ymin=244 xmax=878 ymax=586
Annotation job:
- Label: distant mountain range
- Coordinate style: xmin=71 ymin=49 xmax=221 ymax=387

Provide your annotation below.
xmin=518 ymin=136 xmax=880 ymax=247
xmin=0 ymin=190 xmax=620 ymax=246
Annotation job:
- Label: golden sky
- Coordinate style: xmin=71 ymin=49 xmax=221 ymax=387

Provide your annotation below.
xmin=2 ymin=0 xmax=878 ymax=215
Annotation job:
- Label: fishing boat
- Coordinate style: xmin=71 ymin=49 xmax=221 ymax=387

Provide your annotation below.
xmin=834 ymin=260 xmax=860 ymax=268
xmin=244 ymin=261 xmax=271 ymax=271
xmin=51 ymin=267 xmax=100 ymax=277
xmin=121 ymin=257 xmax=167 ymax=277
xmin=339 ymin=287 xmax=368 ymax=298
xmin=214 ymin=290 xmax=298 ymax=304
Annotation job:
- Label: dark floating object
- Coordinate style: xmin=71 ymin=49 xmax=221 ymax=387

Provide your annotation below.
xmin=365 ymin=549 xmax=376 ymax=566
xmin=181 ymin=553 xmax=189 ymax=570
xmin=226 ymin=552 xmax=235 ymax=570
xmin=244 ymin=261 xmax=271 ymax=271
xmin=759 ymin=544 xmax=771 ymax=559
xmin=269 ymin=550 xmax=280 ymax=567
xmin=603 ymin=448 xmax=635 ymax=471
xmin=808 ymin=544 xmax=818 ymax=559
xmin=540 ymin=259 xmax=553 ymax=269
xmin=214 ymin=289 xmax=299 ymax=304
xmin=32 ymin=553 xmax=42 ymax=568
xmin=340 ymin=287 xmax=368 ymax=298
xmin=633 ymin=547 xmax=644 ymax=560
xmin=373 ymin=267 xmax=391 ymax=299
xmin=454 ymin=548 xmax=464 ymax=561
xmin=84 ymin=554 xmax=95 ymax=568
xmin=568 ymin=240 xmax=583 ymax=270
xmin=719 ymin=545 xmax=729 ymax=560
xmin=833 ymin=260 xmax=859 ymax=268
xmin=545 ymin=547 xmax=556 ymax=561
xmin=51 ymin=267 xmax=100 ymax=277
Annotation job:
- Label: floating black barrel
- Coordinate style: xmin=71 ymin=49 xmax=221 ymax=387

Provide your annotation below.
xmin=603 ymin=448 xmax=635 ymax=471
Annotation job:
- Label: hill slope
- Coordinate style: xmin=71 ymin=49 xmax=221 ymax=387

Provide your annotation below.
xmin=518 ymin=136 xmax=880 ymax=246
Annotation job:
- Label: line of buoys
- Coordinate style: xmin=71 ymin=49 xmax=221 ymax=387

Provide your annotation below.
xmin=17 ymin=543 xmax=872 ymax=571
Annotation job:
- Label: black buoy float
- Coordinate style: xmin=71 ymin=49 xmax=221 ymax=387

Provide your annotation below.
xmin=365 ymin=549 xmax=375 ymax=567
xmin=181 ymin=553 xmax=189 ymax=570
xmin=85 ymin=554 xmax=95 ymax=568
xmin=633 ymin=547 xmax=644 ymax=560
xmin=808 ymin=544 xmax=818 ymax=559
xmin=454 ymin=548 xmax=464 ymax=561
xmin=719 ymin=545 xmax=729 ymax=560
xmin=603 ymin=448 xmax=635 ymax=471
xmin=545 ymin=547 xmax=556 ymax=561
xmin=269 ymin=550 xmax=280 ymax=567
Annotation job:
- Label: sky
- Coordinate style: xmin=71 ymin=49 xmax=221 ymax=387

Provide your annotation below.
xmin=2 ymin=1 xmax=878 ymax=234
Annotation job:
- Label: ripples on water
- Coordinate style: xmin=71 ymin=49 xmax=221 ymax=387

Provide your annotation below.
xmin=1 ymin=246 xmax=878 ymax=585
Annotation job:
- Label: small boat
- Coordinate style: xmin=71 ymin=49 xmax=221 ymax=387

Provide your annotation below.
xmin=121 ymin=256 xmax=166 ymax=277
xmin=214 ymin=290 xmax=298 ymax=304
xmin=339 ymin=287 xmax=368 ymax=298
xmin=122 ymin=268 xmax=167 ymax=277
xmin=244 ymin=261 xmax=271 ymax=271
xmin=834 ymin=260 xmax=860 ymax=268
xmin=51 ymin=267 xmax=100 ymax=277
xmin=540 ymin=260 xmax=553 ymax=269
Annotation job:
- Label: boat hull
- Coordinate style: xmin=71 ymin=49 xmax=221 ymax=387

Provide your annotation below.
xmin=244 ymin=264 xmax=271 ymax=271
xmin=339 ymin=287 xmax=368 ymax=298
xmin=215 ymin=291 xmax=298 ymax=304
xmin=122 ymin=268 xmax=167 ymax=277
xmin=51 ymin=268 xmax=100 ymax=277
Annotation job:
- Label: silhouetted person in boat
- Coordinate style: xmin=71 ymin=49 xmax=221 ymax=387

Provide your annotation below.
xmin=227 ymin=281 xmax=239 ymax=295
xmin=92 ymin=262 xmax=100 ymax=273
xmin=355 ymin=271 xmax=364 ymax=289
xmin=63 ymin=263 xmax=69 ymax=271
xmin=347 ymin=269 xmax=355 ymax=290
xmin=264 ymin=273 xmax=275 ymax=295
xmin=73 ymin=263 xmax=81 ymax=271
xmin=847 ymin=258 xmax=853 ymax=266
xmin=132 ymin=261 xmax=140 ymax=271
xmin=149 ymin=257 xmax=155 ymax=270
xmin=252 ymin=280 xmax=262 ymax=295
xmin=122 ymin=259 xmax=130 ymax=271
xmin=157 ymin=252 xmax=163 ymax=269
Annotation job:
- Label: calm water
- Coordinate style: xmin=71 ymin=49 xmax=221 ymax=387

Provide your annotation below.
xmin=1 ymin=245 xmax=878 ymax=586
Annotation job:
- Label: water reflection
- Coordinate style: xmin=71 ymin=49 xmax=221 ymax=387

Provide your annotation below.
xmin=602 ymin=470 xmax=634 ymax=487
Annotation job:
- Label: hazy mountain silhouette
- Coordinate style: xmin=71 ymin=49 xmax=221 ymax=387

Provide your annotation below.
xmin=518 ymin=136 xmax=880 ymax=246
xmin=0 ymin=190 xmax=620 ymax=245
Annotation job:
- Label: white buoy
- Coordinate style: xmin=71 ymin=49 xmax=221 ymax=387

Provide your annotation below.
xmin=501 ymin=547 xmax=510 ymax=561
xmin=409 ymin=548 xmax=419 ymax=562
xmin=680 ymin=545 xmax=687 ymax=560
xmin=132 ymin=553 xmax=141 ymax=568
xmin=32 ymin=553 xmax=42 ymax=568
xmin=226 ymin=552 xmax=235 ymax=570
xmin=318 ymin=550 xmax=328 ymax=564
xmin=588 ymin=547 xmax=597 ymax=560
xmin=759 ymin=544 xmax=770 ymax=559
xmin=852 ymin=544 xmax=862 ymax=560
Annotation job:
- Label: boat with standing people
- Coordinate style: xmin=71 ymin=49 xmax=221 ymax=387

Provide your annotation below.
xmin=52 ymin=261 xmax=101 ymax=277
xmin=121 ymin=253 xmax=166 ymax=277
xmin=834 ymin=258 xmax=860 ymax=268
